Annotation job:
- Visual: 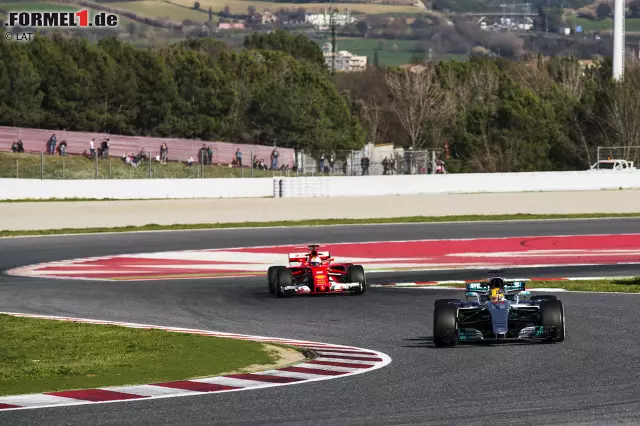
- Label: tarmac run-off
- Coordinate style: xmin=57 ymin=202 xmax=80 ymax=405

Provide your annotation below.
xmin=8 ymin=234 xmax=640 ymax=281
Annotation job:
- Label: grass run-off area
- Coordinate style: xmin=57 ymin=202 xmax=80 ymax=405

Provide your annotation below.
xmin=0 ymin=152 xmax=281 ymax=179
xmin=0 ymin=1 xmax=139 ymax=27
xmin=1 ymin=213 xmax=639 ymax=237
xmin=321 ymin=36 xmax=468 ymax=67
xmin=104 ymin=0 xmax=216 ymax=23
xmin=0 ymin=314 xmax=293 ymax=396
xmin=451 ymin=277 xmax=640 ymax=293
xmin=168 ymin=0 xmax=422 ymax=15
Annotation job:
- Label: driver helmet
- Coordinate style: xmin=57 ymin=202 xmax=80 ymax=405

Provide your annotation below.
xmin=309 ymin=250 xmax=321 ymax=266
xmin=489 ymin=287 xmax=505 ymax=304
xmin=489 ymin=277 xmax=505 ymax=289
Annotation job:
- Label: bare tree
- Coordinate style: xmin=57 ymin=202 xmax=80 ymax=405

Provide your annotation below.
xmin=359 ymin=97 xmax=385 ymax=145
xmin=384 ymin=64 xmax=447 ymax=149
xmin=599 ymin=66 xmax=640 ymax=160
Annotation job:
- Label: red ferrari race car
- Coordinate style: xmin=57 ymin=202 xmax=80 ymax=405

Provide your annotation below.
xmin=267 ymin=245 xmax=366 ymax=298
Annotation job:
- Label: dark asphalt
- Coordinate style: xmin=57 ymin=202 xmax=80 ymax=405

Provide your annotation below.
xmin=1 ymin=218 xmax=640 ymax=425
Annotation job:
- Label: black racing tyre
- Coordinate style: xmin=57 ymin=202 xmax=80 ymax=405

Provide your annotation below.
xmin=434 ymin=298 xmax=460 ymax=307
xmin=433 ymin=303 xmax=459 ymax=347
xmin=531 ymin=295 xmax=557 ymax=301
xmin=275 ymin=268 xmax=293 ymax=298
xmin=539 ymin=299 xmax=565 ymax=342
xmin=348 ymin=265 xmax=366 ymax=295
xmin=268 ymin=266 xmax=287 ymax=294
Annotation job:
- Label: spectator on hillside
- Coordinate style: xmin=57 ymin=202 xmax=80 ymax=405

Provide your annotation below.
xmin=270 ymin=148 xmax=279 ymax=170
xmin=58 ymin=140 xmax=67 ymax=156
xmin=319 ymin=154 xmax=325 ymax=172
xmin=99 ymin=138 xmax=110 ymax=159
xmin=187 ymin=156 xmax=194 ymax=167
xmin=382 ymin=157 xmax=389 ymax=175
xmin=48 ymin=134 xmax=57 ymax=155
xmin=89 ymin=138 xmax=96 ymax=158
xmin=361 ymin=156 xmax=370 ymax=175
xmin=160 ymin=143 xmax=168 ymax=164
xmin=11 ymin=140 xmax=24 ymax=153
xmin=138 ymin=147 xmax=148 ymax=161
xmin=199 ymin=144 xmax=207 ymax=164
xmin=207 ymin=146 xmax=213 ymax=164
xmin=253 ymin=155 xmax=259 ymax=169
xmin=235 ymin=148 xmax=242 ymax=167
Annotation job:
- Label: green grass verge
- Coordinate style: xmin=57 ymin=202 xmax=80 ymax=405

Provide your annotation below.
xmin=451 ymin=277 xmax=640 ymax=293
xmin=0 ymin=152 xmax=281 ymax=179
xmin=1 ymin=213 xmax=640 ymax=237
xmin=0 ymin=314 xmax=287 ymax=396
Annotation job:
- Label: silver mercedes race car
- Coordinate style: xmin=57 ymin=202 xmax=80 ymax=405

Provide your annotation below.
xmin=432 ymin=271 xmax=565 ymax=347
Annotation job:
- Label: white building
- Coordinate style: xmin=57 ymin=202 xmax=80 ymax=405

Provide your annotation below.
xmin=306 ymin=9 xmax=355 ymax=30
xmin=323 ymin=50 xmax=367 ymax=72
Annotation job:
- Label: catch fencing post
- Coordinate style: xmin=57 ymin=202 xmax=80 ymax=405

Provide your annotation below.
xmin=40 ymin=152 xmax=44 ymax=179
xmin=109 ymin=159 xmax=112 ymax=179
xmin=148 ymin=151 xmax=152 ymax=179
xmin=250 ymin=150 xmax=253 ymax=178
xmin=15 ymin=160 xmax=18 ymax=178
xmin=62 ymin=159 xmax=65 ymax=180
xmin=95 ymin=152 xmax=98 ymax=179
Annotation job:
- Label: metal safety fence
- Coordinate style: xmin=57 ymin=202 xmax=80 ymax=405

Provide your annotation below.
xmin=0 ymin=151 xmax=295 ymax=180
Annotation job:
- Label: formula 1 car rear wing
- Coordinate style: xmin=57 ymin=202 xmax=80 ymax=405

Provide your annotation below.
xmin=288 ymin=251 xmax=331 ymax=264
xmin=466 ymin=280 xmax=526 ymax=293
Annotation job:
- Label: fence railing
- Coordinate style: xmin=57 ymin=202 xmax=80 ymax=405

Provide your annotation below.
xmin=1 ymin=149 xmax=448 ymax=179
xmin=0 ymin=151 xmax=296 ymax=180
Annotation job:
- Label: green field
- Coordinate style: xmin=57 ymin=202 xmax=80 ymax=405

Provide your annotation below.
xmin=0 ymin=1 xmax=140 ymax=27
xmin=169 ymin=0 xmax=422 ymax=15
xmin=569 ymin=16 xmax=640 ymax=32
xmin=319 ymin=37 xmax=467 ymax=66
xmin=0 ymin=151 xmax=285 ymax=179
xmin=105 ymin=0 xmax=216 ymax=23
xmin=0 ymin=314 xmax=290 ymax=396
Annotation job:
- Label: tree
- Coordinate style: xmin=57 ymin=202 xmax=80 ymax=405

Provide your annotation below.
xmin=596 ymin=3 xmax=611 ymax=19
xmin=193 ymin=1 xmax=200 ymax=9
xmin=384 ymin=65 xmax=450 ymax=149
xmin=243 ymin=30 xmax=326 ymax=69
xmin=356 ymin=20 xmax=369 ymax=37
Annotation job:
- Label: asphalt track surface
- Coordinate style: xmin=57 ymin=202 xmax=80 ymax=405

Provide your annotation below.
xmin=2 ymin=218 xmax=640 ymax=425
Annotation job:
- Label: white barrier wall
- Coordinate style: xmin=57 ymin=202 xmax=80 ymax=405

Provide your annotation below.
xmin=4 ymin=170 xmax=640 ymax=200
xmin=275 ymin=171 xmax=640 ymax=197
xmin=0 ymin=178 xmax=275 ymax=200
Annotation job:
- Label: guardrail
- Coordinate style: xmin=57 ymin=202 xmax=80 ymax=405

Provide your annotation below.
xmin=3 ymin=170 xmax=640 ymax=200
xmin=273 ymin=170 xmax=640 ymax=198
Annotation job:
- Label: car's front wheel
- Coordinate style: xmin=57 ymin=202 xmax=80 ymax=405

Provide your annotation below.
xmin=433 ymin=303 xmax=458 ymax=347
xmin=538 ymin=299 xmax=565 ymax=342
xmin=268 ymin=266 xmax=287 ymax=294
xmin=276 ymin=268 xmax=294 ymax=298
xmin=348 ymin=265 xmax=366 ymax=295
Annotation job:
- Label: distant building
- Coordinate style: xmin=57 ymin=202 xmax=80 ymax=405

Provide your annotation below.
xmin=306 ymin=9 xmax=355 ymax=30
xmin=217 ymin=22 xmax=245 ymax=30
xmin=323 ymin=50 xmax=367 ymax=72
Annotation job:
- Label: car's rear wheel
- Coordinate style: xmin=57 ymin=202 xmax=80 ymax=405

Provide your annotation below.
xmin=433 ymin=303 xmax=458 ymax=347
xmin=538 ymin=299 xmax=565 ymax=342
xmin=268 ymin=266 xmax=287 ymax=294
xmin=347 ymin=265 xmax=366 ymax=295
xmin=276 ymin=268 xmax=293 ymax=298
